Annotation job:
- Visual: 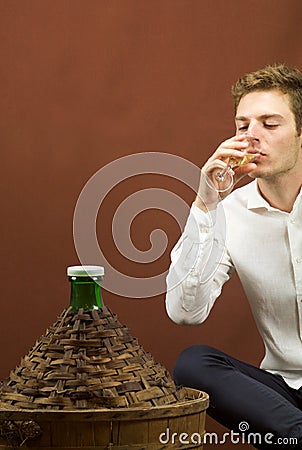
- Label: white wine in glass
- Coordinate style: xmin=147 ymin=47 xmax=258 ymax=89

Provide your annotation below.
xmin=215 ymin=152 xmax=260 ymax=182
xmin=207 ymin=136 xmax=260 ymax=192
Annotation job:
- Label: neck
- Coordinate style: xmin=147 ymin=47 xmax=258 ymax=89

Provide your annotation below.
xmin=257 ymin=172 xmax=302 ymax=213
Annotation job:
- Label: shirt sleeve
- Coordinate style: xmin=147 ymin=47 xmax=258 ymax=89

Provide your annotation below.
xmin=165 ymin=202 xmax=235 ymax=325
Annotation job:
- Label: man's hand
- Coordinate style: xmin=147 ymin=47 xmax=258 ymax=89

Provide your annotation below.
xmin=195 ymin=135 xmax=257 ymax=212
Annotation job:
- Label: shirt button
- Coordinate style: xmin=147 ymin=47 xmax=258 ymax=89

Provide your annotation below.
xmin=296 ymin=257 xmax=302 ymax=264
xmin=199 ymin=225 xmax=209 ymax=233
xmin=290 ymin=218 xmax=295 ymax=224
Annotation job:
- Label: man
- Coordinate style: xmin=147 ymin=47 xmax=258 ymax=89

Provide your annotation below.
xmin=165 ymin=64 xmax=302 ymax=449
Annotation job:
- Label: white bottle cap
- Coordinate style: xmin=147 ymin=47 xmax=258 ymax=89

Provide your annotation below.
xmin=67 ymin=265 xmax=104 ymax=277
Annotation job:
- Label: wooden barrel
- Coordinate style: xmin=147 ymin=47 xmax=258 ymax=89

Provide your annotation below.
xmin=0 ymin=388 xmax=209 ymax=449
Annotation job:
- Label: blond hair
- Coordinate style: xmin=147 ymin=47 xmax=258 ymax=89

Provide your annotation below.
xmin=232 ymin=64 xmax=302 ymax=132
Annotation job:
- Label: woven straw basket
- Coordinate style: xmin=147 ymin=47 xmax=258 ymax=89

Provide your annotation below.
xmin=0 ymin=306 xmax=209 ymax=448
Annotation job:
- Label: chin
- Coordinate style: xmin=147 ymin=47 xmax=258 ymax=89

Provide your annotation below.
xmin=249 ymin=170 xmax=276 ymax=180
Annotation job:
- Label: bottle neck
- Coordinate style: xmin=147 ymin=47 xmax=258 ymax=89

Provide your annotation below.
xmin=69 ymin=276 xmax=103 ymax=312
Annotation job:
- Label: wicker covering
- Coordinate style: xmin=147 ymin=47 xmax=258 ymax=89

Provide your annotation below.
xmin=0 ymin=306 xmax=186 ymax=410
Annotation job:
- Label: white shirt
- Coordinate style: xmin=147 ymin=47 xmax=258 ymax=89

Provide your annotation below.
xmin=166 ymin=180 xmax=302 ymax=389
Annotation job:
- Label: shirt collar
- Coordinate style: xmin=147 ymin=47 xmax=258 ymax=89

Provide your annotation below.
xmin=247 ymin=180 xmax=271 ymax=210
xmin=247 ymin=179 xmax=302 ymax=212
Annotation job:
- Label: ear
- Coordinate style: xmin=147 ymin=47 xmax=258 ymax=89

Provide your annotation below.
xmin=298 ymin=126 xmax=302 ymax=143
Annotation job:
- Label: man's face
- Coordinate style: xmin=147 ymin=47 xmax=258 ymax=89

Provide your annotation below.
xmin=235 ymin=89 xmax=302 ymax=180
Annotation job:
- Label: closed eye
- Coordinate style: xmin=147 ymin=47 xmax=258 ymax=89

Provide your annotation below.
xmin=264 ymin=123 xmax=279 ymax=128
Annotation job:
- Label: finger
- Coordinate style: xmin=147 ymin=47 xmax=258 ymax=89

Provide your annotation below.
xmin=209 ymin=148 xmax=248 ymax=165
xmin=212 ymin=141 xmax=249 ymax=160
xmin=203 ymin=158 xmax=228 ymax=175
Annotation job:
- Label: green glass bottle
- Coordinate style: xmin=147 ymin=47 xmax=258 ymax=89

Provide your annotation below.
xmin=67 ymin=265 xmax=104 ymax=312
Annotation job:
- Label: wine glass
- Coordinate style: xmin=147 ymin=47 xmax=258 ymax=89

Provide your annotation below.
xmin=206 ymin=135 xmax=260 ymax=193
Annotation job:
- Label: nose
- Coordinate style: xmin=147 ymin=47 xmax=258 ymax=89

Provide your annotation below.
xmin=246 ymin=122 xmax=260 ymax=143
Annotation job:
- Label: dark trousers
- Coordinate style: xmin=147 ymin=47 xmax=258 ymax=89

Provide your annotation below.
xmin=173 ymin=345 xmax=302 ymax=449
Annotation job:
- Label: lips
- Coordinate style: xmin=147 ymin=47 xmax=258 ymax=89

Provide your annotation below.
xmin=254 ymin=153 xmax=265 ymax=162
xmin=249 ymin=151 xmax=265 ymax=163
xmin=251 ymin=149 xmax=265 ymax=156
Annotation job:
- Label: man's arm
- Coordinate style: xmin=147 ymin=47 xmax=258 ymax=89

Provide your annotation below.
xmin=165 ymin=134 xmax=256 ymax=325
xmin=165 ymin=202 xmax=234 ymax=325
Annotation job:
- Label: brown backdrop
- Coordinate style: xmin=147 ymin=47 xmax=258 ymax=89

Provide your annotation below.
xmin=1 ymin=1 xmax=301 ymax=448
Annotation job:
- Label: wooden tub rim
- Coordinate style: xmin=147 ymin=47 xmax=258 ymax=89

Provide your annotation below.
xmin=0 ymin=387 xmax=209 ymax=422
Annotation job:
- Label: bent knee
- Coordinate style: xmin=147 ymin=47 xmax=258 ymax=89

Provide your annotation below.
xmin=173 ymin=344 xmax=221 ymax=388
